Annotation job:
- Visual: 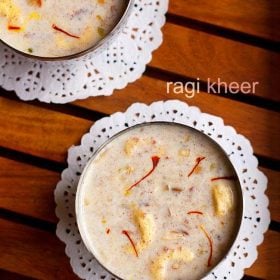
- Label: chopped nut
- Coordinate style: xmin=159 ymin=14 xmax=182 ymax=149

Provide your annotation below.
xmin=181 ymin=230 xmax=189 ymax=236
xmin=96 ymin=15 xmax=103 ymax=21
xmin=156 ymin=146 xmax=166 ymax=157
xmin=172 ymin=263 xmax=180 ymax=269
xmin=184 ymin=135 xmax=190 ymax=142
xmin=132 ymin=207 xmax=155 ymax=252
xmin=124 ymin=137 xmax=139 ymax=155
xmin=162 ymin=230 xmax=188 ymax=240
xmin=118 ymin=165 xmax=134 ymax=175
xmin=162 ymin=185 xmax=183 ymax=193
xmin=167 ymin=207 xmax=172 ymax=217
xmin=212 ymin=183 xmax=233 ymax=216
xmin=197 ymin=248 xmax=207 ymax=256
xmin=171 ymin=187 xmax=183 ymax=192
xmin=178 ymin=148 xmax=190 ymax=157
xmin=150 ymin=247 xmax=194 ymax=280
xmin=97 ymin=27 xmax=105 ymax=37
xmin=151 ymin=139 xmax=157 ymax=145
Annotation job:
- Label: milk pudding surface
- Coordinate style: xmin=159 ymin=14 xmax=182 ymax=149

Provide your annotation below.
xmin=77 ymin=123 xmax=241 ymax=280
xmin=0 ymin=0 xmax=126 ymax=57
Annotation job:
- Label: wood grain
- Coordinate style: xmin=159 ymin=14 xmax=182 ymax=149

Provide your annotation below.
xmin=0 ymin=269 xmax=36 ymax=280
xmin=245 ymin=231 xmax=280 ymax=279
xmin=260 ymin=167 xmax=280 ymax=222
xmin=1 ymin=85 xmax=279 ymax=164
xmin=150 ymin=23 xmax=280 ymax=102
xmin=169 ymin=0 xmax=280 ymax=42
xmin=0 ymin=157 xmax=59 ymax=223
xmin=73 ymin=76 xmax=280 ymax=161
xmin=0 ymin=219 xmax=79 ymax=280
xmin=0 ymin=97 xmax=92 ymax=163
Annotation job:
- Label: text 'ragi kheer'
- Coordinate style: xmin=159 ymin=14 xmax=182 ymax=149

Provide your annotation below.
xmin=76 ymin=123 xmax=242 ymax=280
xmin=0 ymin=0 xmax=127 ymax=57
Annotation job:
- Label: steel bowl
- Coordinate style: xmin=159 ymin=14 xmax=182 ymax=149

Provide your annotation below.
xmin=0 ymin=0 xmax=134 ymax=62
xmin=76 ymin=121 xmax=244 ymax=280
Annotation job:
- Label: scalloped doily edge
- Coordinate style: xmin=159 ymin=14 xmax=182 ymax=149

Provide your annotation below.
xmin=1 ymin=1 xmax=169 ymax=104
xmin=55 ymin=99 xmax=270 ymax=280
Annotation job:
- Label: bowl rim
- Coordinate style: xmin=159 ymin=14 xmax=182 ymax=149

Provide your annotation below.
xmin=0 ymin=0 xmax=133 ymax=61
xmin=75 ymin=121 xmax=244 ymax=280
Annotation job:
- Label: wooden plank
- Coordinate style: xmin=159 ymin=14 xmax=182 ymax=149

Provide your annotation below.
xmin=0 ymin=157 xmax=59 ymax=223
xmin=0 ymin=269 xmax=36 ymax=280
xmin=150 ymin=23 xmax=280 ymax=102
xmin=245 ymin=230 xmax=280 ymax=279
xmin=260 ymin=167 xmax=280 ymax=222
xmin=73 ymin=76 xmax=280 ymax=161
xmin=169 ymin=0 xmax=280 ymax=42
xmin=0 ymin=219 xmax=79 ymax=280
xmin=0 ymin=218 xmax=278 ymax=279
xmin=0 ymin=97 xmax=92 ymax=163
xmin=1 ymin=86 xmax=279 ymax=163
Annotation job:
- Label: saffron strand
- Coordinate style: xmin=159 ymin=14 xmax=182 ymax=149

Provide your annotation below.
xmin=187 ymin=211 xmax=204 ymax=215
xmin=188 ymin=156 xmax=206 ymax=177
xmin=52 ymin=24 xmax=80 ymax=39
xmin=200 ymin=225 xmax=213 ymax=267
xmin=126 ymin=156 xmax=160 ymax=192
xmin=122 ymin=230 xmax=138 ymax=257
xmin=211 ymin=176 xmax=236 ymax=181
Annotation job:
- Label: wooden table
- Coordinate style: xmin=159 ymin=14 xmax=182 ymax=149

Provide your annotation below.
xmin=0 ymin=1 xmax=279 ymax=279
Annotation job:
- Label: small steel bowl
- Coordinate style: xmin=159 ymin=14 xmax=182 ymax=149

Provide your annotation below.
xmin=76 ymin=122 xmax=244 ymax=280
xmin=0 ymin=0 xmax=133 ymax=62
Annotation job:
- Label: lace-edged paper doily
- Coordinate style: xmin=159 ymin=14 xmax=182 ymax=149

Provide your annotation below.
xmin=0 ymin=0 xmax=168 ymax=103
xmin=55 ymin=100 xmax=270 ymax=280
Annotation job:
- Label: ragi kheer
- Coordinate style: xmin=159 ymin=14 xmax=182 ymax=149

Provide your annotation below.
xmin=77 ymin=123 xmax=242 ymax=280
xmin=0 ymin=0 xmax=126 ymax=57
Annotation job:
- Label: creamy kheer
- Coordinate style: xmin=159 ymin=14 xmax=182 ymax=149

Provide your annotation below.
xmin=76 ymin=123 xmax=242 ymax=280
xmin=0 ymin=0 xmax=126 ymax=57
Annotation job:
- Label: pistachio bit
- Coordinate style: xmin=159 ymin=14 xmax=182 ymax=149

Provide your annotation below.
xmin=209 ymin=163 xmax=216 ymax=171
xmin=97 ymin=26 xmax=105 ymax=37
xmin=84 ymin=198 xmax=90 ymax=206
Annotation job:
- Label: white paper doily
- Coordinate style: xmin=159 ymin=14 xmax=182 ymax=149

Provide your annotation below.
xmin=0 ymin=0 xmax=168 ymax=104
xmin=55 ymin=100 xmax=270 ymax=280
